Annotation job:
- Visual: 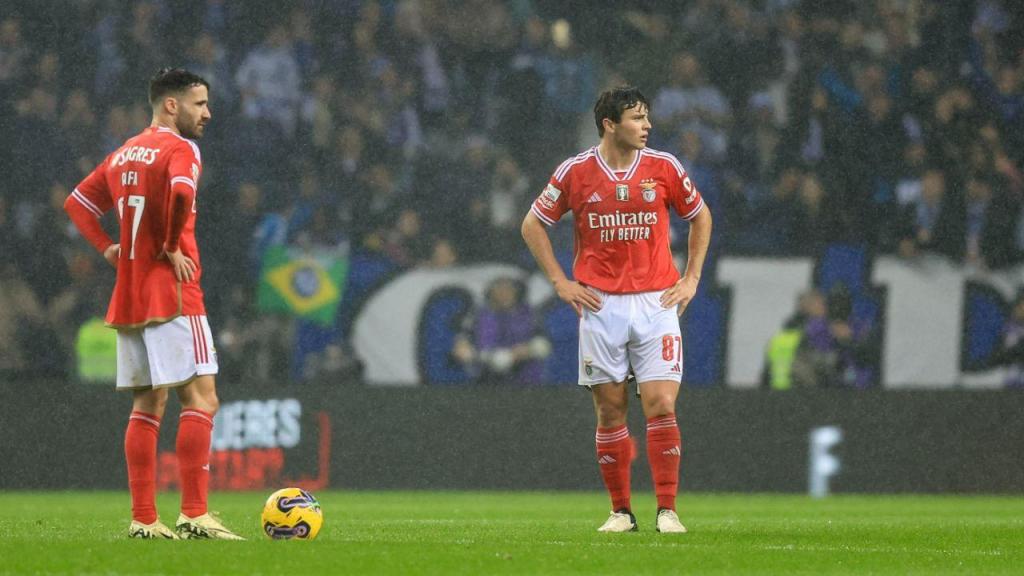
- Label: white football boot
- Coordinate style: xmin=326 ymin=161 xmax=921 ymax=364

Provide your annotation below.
xmin=128 ymin=519 xmax=180 ymax=539
xmin=175 ymin=512 xmax=245 ymax=540
xmin=655 ymin=509 xmax=687 ymax=533
xmin=597 ymin=510 xmax=638 ymax=532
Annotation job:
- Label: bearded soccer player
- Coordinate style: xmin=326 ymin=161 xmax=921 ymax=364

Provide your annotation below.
xmin=521 ymin=86 xmax=712 ymax=533
xmin=64 ymin=68 xmax=242 ymax=540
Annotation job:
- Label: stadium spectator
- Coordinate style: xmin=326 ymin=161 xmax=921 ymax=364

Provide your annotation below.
xmin=48 ymin=248 xmax=112 ymax=379
xmin=235 ymin=23 xmax=302 ymax=138
xmin=761 ymin=289 xmax=821 ymax=390
xmin=0 ymin=17 xmax=30 ymax=100
xmin=965 ymin=172 xmax=1020 ymax=269
xmin=533 ymin=18 xmax=597 ymax=158
xmin=0 ymin=255 xmax=49 ymax=380
xmin=378 ymin=208 xmax=427 ymax=268
xmin=425 ymin=236 xmax=460 ymax=269
xmin=651 ymin=51 xmax=731 ymax=161
xmin=451 ymin=276 xmax=551 ymax=385
xmin=790 ymin=171 xmax=832 ymax=257
xmin=896 ymin=168 xmax=964 ymax=261
xmin=0 ymin=196 xmax=51 ymax=379
xmin=60 ymin=89 xmax=101 ymax=174
xmin=353 ymin=162 xmax=409 ymax=250
xmin=185 ymin=32 xmax=234 ymax=113
xmin=819 ymin=284 xmax=877 ymax=389
xmin=392 ymin=0 xmax=452 ymax=130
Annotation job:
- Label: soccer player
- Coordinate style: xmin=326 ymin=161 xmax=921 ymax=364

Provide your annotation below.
xmin=64 ymin=68 xmax=243 ymax=540
xmin=521 ymin=86 xmax=712 ymax=533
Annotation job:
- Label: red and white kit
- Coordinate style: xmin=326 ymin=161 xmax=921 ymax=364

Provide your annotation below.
xmin=531 ymin=146 xmax=705 ymax=384
xmin=68 ymin=126 xmax=217 ymax=388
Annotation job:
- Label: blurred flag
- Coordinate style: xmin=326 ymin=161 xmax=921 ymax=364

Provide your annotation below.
xmin=258 ymin=245 xmax=348 ymax=327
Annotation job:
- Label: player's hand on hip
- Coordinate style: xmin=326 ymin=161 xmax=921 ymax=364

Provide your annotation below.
xmin=555 ymin=278 xmax=602 ymax=317
xmin=164 ymin=248 xmax=197 ymax=283
xmin=661 ymin=276 xmax=699 ymax=316
xmin=103 ymin=243 xmax=120 ymax=268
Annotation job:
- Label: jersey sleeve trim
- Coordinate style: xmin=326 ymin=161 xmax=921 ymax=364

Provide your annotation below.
xmin=531 ymin=204 xmax=557 ymax=226
xmin=679 ymin=197 xmax=705 ymax=221
xmin=71 ymin=188 xmax=104 ymax=217
xmin=170 ymin=176 xmax=197 ymax=191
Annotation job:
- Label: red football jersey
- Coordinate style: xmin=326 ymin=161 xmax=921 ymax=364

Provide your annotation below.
xmin=71 ymin=126 xmax=206 ymax=327
xmin=531 ymin=146 xmax=705 ymax=294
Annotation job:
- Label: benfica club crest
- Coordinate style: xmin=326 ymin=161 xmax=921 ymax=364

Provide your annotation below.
xmin=640 ymin=179 xmax=657 ymax=202
xmin=615 ymin=184 xmax=629 ymax=201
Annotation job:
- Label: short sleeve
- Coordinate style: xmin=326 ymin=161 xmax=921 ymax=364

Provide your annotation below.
xmin=663 ymin=154 xmax=704 ymax=221
xmin=71 ymin=158 xmax=115 ymax=217
xmin=530 ymin=178 xmax=570 ymax=226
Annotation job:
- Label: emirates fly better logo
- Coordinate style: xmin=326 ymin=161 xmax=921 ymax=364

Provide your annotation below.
xmin=588 ymin=210 xmax=658 ymax=243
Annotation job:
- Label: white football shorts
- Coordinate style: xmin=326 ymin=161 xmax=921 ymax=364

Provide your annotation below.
xmin=578 ymin=288 xmax=684 ymax=386
xmin=116 ymin=315 xmax=219 ymax=389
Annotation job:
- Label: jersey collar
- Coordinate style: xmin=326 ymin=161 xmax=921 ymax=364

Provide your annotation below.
xmin=594 ymin=146 xmax=642 ymax=182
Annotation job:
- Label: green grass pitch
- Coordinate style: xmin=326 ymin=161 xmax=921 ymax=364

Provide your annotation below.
xmin=0 ymin=491 xmax=1020 ymax=574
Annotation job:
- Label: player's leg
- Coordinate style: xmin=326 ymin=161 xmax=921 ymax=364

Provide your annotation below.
xmin=138 ymin=315 xmax=241 ymax=539
xmin=629 ymin=292 xmax=687 ymax=533
xmin=174 ymin=374 xmax=218 ymax=520
xmin=139 ymin=315 xmax=219 ymax=522
xmin=579 ymin=291 xmax=636 ymax=531
xmin=172 ymin=374 xmax=241 ymax=539
xmin=637 ymin=379 xmax=684 ymax=523
xmin=118 ymin=328 xmax=178 ymax=538
xmin=591 ymin=380 xmax=636 ymax=531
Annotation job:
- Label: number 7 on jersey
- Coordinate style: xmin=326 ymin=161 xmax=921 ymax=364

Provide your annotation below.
xmin=117 ymin=194 xmax=146 ymax=260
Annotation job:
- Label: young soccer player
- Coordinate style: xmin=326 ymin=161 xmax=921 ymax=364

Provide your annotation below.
xmin=521 ymin=86 xmax=712 ymax=533
xmin=64 ymin=68 xmax=243 ymax=540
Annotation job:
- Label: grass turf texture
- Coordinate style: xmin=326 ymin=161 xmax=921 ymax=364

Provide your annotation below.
xmin=0 ymin=491 xmax=1020 ymax=575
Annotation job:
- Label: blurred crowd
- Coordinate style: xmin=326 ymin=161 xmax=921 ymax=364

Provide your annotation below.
xmin=1 ymin=0 xmax=1023 ymax=386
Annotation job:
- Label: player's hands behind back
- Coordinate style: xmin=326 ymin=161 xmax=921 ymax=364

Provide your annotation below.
xmin=554 ymin=278 xmax=602 ymax=317
xmin=162 ymin=248 xmax=197 ymax=283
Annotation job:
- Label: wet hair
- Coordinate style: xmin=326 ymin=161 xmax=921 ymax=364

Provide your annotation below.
xmin=593 ymin=86 xmax=649 ymax=137
xmin=148 ymin=67 xmax=209 ymax=106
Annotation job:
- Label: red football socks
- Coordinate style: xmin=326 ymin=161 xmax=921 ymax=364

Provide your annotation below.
xmin=595 ymin=425 xmax=632 ymax=512
xmin=646 ymin=414 xmax=681 ymax=511
xmin=177 ymin=408 xmax=214 ymax=518
xmin=125 ymin=411 xmax=161 ymax=524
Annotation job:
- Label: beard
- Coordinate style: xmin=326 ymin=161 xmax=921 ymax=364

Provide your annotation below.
xmin=177 ymin=116 xmax=205 ymax=140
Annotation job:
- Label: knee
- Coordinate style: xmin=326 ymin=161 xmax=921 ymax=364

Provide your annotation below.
xmin=180 ymin=388 xmax=219 ymax=415
xmin=596 ymin=400 xmax=628 ymax=427
xmin=153 ymin=393 xmax=169 ymax=414
xmin=203 ymin=392 xmax=220 ymax=416
xmin=134 ymin=389 xmax=168 ymax=416
xmin=642 ymin=393 xmax=677 ymax=418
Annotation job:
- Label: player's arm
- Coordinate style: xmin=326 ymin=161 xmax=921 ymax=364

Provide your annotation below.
xmin=163 ymin=148 xmax=199 ymax=282
xmin=661 ymin=158 xmax=712 ymax=315
xmin=521 ymin=211 xmax=601 ymax=316
xmin=661 ymin=205 xmax=712 ymax=315
xmin=64 ymin=164 xmax=119 ymax=268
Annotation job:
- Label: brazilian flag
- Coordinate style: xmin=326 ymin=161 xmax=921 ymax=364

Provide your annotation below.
xmin=257 ymin=245 xmax=348 ymax=327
